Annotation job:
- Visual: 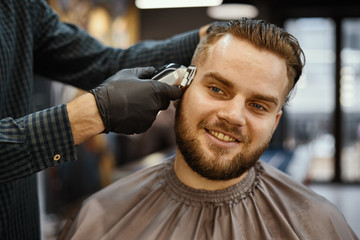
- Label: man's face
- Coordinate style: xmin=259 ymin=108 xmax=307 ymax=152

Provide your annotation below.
xmin=175 ymin=35 xmax=288 ymax=181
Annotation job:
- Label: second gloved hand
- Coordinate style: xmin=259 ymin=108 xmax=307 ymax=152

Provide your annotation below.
xmin=90 ymin=66 xmax=183 ymax=134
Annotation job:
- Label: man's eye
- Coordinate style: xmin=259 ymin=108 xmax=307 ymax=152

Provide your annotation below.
xmin=252 ymin=103 xmax=265 ymax=110
xmin=210 ymin=86 xmax=223 ymax=94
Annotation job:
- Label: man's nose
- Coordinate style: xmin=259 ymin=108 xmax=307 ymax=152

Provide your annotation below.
xmin=216 ymin=98 xmax=246 ymax=126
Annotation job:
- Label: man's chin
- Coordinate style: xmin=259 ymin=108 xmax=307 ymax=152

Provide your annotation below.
xmin=205 ymin=144 xmax=242 ymax=160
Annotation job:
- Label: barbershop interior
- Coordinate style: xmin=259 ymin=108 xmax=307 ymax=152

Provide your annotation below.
xmin=33 ymin=0 xmax=360 ymax=238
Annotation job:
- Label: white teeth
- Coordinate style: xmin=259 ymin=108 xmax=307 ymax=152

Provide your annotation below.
xmin=210 ymin=130 xmax=236 ymax=142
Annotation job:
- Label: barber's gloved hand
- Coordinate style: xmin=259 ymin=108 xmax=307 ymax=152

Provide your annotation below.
xmin=90 ymin=66 xmax=183 ymax=134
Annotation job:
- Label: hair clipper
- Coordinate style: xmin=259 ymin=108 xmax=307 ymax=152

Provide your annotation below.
xmin=152 ymin=63 xmax=196 ymax=89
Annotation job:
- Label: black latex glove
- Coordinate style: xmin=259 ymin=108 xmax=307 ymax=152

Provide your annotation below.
xmin=90 ymin=66 xmax=182 ymax=134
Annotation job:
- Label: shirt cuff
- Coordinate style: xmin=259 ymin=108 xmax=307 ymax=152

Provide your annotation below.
xmin=25 ymin=104 xmax=77 ymax=170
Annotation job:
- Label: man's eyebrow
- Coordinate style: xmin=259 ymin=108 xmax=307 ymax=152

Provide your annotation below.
xmin=205 ymin=72 xmax=280 ymax=106
xmin=252 ymin=94 xmax=279 ymax=106
xmin=204 ymin=72 xmax=234 ymax=88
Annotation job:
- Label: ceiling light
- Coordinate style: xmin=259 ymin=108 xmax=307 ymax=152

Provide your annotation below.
xmin=207 ymin=3 xmax=259 ymax=20
xmin=135 ymin=0 xmax=223 ymax=9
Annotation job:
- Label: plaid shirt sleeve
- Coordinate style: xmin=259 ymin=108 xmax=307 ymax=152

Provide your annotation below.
xmin=0 ymin=104 xmax=76 ymax=184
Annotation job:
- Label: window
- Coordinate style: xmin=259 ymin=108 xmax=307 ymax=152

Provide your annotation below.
xmin=341 ymin=19 xmax=360 ymax=181
xmin=284 ymin=17 xmax=360 ymax=183
xmin=284 ymin=18 xmax=336 ymax=182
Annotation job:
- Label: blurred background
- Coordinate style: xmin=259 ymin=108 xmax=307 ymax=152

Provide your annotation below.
xmin=32 ymin=0 xmax=360 ymax=238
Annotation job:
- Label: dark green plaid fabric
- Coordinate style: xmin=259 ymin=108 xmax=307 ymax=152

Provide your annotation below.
xmin=0 ymin=0 xmax=199 ymax=238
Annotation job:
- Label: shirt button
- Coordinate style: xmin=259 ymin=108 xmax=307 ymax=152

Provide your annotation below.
xmin=53 ymin=154 xmax=61 ymax=161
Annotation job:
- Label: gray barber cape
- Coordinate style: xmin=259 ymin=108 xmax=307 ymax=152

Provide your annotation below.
xmin=62 ymin=159 xmax=358 ymax=240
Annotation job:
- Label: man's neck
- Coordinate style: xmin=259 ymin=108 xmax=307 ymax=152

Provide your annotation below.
xmin=173 ymin=151 xmax=248 ymax=191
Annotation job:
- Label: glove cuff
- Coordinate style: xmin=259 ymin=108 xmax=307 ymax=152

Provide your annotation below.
xmin=89 ymin=88 xmax=110 ymax=134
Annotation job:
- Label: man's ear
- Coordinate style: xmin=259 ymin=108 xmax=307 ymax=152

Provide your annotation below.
xmin=272 ymin=110 xmax=283 ymax=133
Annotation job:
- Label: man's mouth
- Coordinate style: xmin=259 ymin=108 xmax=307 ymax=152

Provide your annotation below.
xmin=208 ymin=130 xmax=239 ymax=143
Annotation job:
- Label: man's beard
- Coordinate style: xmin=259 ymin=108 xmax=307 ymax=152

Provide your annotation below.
xmin=174 ymin=99 xmax=272 ymax=181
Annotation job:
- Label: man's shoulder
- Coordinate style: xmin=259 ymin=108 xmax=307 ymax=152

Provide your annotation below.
xmin=256 ymin=161 xmax=357 ymax=238
xmin=258 ymin=161 xmax=340 ymax=213
xmin=258 ymin=161 xmax=350 ymax=219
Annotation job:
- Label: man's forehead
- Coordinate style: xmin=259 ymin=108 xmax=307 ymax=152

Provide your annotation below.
xmin=205 ymin=35 xmax=270 ymax=70
xmin=210 ymin=34 xmax=253 ymax=53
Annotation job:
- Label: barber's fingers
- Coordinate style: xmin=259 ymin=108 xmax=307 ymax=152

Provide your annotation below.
xmin=132 ymin=66 xmax=156 ymax=79
xmin=151 ymin=81 xmax=183 ymax=109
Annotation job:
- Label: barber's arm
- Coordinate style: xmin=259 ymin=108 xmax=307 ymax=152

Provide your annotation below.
xmin=0 ymin=67 xmax=181 ymax=183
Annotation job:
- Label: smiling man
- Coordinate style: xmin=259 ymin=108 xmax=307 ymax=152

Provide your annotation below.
xmin=62 ymin=19 xmax=358 ymax=240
